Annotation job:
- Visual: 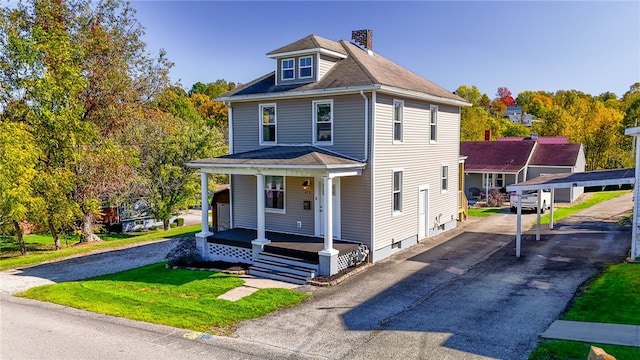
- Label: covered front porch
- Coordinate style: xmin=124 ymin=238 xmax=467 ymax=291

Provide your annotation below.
xmin=187 ymin=145 xmax=368 ymax=277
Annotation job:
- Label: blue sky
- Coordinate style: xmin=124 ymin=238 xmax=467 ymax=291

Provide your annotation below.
xmin=130 ymin=1 xmax=640 ymax=98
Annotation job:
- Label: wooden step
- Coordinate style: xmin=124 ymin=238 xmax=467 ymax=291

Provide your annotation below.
xmin=248 ymin=266 xmax=309 ymax=285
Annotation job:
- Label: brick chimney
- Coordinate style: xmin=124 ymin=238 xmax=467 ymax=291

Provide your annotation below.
xmin=484 ymin=129 xmax=492 ymax=141
xmin=351 ymin=29 xmax=372 ymax=51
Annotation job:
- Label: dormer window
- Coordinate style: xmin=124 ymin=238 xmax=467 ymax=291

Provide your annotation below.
xmin=299 ymin=56 xmax=312 ymax=79
xmin=281 ymin=58 xmax=294 ymax=80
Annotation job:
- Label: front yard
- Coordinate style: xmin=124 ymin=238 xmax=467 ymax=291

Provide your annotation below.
xmin=17 ymin=262 xmax=310 ymax=335
xmin=529 ymin=263 xmax=640 ymax=359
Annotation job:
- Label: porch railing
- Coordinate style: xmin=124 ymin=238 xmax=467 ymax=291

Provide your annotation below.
xmin=458 ymin=190 xmax=468 ymax=221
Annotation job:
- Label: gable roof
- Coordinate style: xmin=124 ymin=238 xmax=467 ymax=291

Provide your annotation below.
xmin=460 ymin=141 xmax=535 ymax=173
xmin=188 ymin=145 xmax=365 ymax=169
xmin=497 ymin=136 xmax=568 ymax=144
xmin=219 ymin=34 xmax=469 ymax=106
xmin=529 ymin=143 xmax=582 ymax=167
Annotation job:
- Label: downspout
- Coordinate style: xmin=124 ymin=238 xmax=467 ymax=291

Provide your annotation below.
xmin=360 ymin=90 xmax=369 ymax=162
xmin=370 ymin=91 xmax=376 ymax=261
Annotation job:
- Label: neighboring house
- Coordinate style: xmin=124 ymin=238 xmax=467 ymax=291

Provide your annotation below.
xmin=187 ymin=30 xmax=470 ymax=281
xmin=461 ymin=136 xmax=585 ymax=203
xmin=505 ymin=106 xmax=534 ymax=126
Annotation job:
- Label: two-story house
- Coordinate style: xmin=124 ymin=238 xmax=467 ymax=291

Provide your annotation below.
xmin=188 ymin=30 xmax=470 ymax=283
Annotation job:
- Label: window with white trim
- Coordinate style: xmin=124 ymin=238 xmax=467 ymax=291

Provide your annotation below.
xmin=393 ymin=99 xmax=403 ymax=142
xmin=430 ymin=105 xmax=438 ymax=143
xmin=281 ymin=58 xmax=294 ymax=80
xmin=259 ymin=104 xmax=276 ymax=144
xmin=486 ymin=173 xmax=504 ymax=188
xmin=393 ymin=170 xmax=403 ymax=213
xmin=441 ymin=165 xmax=449 ymax=192
xmin=313 ymin=100 xmax=333 ymax=144
xmin=299 ymin=56 xmax=312 ymax=78
xmin=265 ymin=175 xmax=285 ymax=211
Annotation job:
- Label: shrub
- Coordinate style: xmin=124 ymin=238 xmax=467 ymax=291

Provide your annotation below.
xmin=176 ymin=217 xmax=185 ymax=227
xmin=170 ymin=222 xmax=177 ymax=228
xmin=487 ymin=190 xmax=504 ymax=207
xmin=150 ymin=225 xmax=158 ymax=231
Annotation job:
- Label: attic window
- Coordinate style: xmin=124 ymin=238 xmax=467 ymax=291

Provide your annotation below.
xmin=299 ymin=56 xmax=312 ymax=78
xmin=282 ymin=58 xmax=294 ymax=80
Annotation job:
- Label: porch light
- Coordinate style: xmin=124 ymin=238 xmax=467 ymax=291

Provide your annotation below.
xmin=301 ymin=179 xmax=311 ymax=191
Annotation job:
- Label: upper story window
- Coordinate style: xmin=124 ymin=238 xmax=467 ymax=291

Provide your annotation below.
xmin=393 ymin=170 xmax=403 ymax=214
xmin=430 ymin=105 xmax=438 ymax=143
xmin=393 ymin=99 xmax=404 ymax=142
xmin=265 ymin=175 xmax=285 ymax=212
xmin=441 ymin=165 xmax=449 ymax=192
xmin=259 ymin=104 xmax=276 ymax=144
xmin=299 ymin=56 xmax=313 ymax=79
xmin=313 ymin=100 xmax=333 ymax=144
xmin=281 ymin=58 xmax=294 ymax=80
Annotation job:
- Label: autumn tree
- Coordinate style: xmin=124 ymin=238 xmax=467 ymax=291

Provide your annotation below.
xmin=0 ymin=122 xmax=41 ymax=254
xmin=497 ymin=87 xmax=516 ymax=107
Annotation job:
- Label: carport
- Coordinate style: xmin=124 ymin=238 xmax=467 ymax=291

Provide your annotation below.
xmin=506 ymin=168 xmax=636 ymax=258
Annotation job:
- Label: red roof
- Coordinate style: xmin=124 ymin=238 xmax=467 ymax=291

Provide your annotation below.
xmin=529 ymin=144 xmax=581 ymax=166
xmin=460 ymin=142 xmax=535 ymax=173
xmin=496 ymin=136 xmax=568 ymax=144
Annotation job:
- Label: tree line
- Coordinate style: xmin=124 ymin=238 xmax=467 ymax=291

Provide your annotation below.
xmin=0 ymin=0 xmax=231 ymax=254
xmin=456 ymin=83 xmax=640 ymax=171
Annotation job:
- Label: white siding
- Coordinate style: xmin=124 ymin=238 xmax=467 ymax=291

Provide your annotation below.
xmin=373 ymin=95 xmax=460 ymax=253
xmin=318 ymin=54 xmax=338 ymax=79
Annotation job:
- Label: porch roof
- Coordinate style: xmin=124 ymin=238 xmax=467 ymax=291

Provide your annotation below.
xmin=188 ymin=145 xmax=366 ymax=172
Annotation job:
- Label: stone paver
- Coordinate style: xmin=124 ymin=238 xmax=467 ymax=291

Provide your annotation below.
xmin=542 ymin=320 xmax=640 ymax=347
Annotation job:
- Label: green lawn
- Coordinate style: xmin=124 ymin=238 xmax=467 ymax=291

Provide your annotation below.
xmin=17 ymin=262 xmax=310 ymax=335
xmin=0 ymin=225 xmax=201 ymax=271
xmin=468 ymin=208 xmax=504 ymax=217
xmin=529 ymin=263 xmax=640 ymax=359
xmin=538 ymin=190 xmax=629 ymax=225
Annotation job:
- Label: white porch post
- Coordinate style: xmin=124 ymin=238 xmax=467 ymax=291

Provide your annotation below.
xmin=536 ymin=189 xmax=542 ymax=241
xmin=196 ymin=172 xmax=213 ymax=259
xmin=256 ymin=174 xmax=266 ymax=242
xmin=318 ymin=175 xmax=339 ymax=276
xmin=549 ymin=189 xmax=555 ymax=230
xmin=516 ymin=191 xmax=522 ymax=257
xmin=252 ymin=174 xmax=269 ymax=260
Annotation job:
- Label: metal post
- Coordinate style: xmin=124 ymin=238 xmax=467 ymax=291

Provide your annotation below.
xmin=516 ymin=191 xmax=522 ymax=257
xmin=549 ymin=189 xmax=555 ymax=230
xmin=536 ymin=189 xmax=541 ymax=241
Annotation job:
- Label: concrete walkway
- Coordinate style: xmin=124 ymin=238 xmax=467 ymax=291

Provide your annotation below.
xmin=542 ymin=320 xmax=640 ymax=347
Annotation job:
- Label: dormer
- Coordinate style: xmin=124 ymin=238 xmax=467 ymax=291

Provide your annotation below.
xmin=266 ymin=34 xmax=348 ymax=86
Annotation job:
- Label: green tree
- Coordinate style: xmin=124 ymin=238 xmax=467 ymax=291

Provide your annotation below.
xmin=455 ymin=85 xmax=482 ymax=106
xmin=139 ymin=89 xmax=227 ymax=230
xmin=0 ymin=122 xmax=41 ymax=254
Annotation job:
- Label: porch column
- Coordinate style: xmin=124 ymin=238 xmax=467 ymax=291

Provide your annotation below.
xmin=516 ymin=190 xmax=522 ymax=257
xmin=318 ymin=175 xmax=339 ymax=276
xmin=252 ymin=174 xmax=270 ymax=260
xmin=536 ymin=189 xmax=542 ymax=241
xmin=196 ymin=172 xmax=213 ymax=259
xmin=549 ymin=189 xmax=555 ymax=230
xmin=255 ymin=174 xmax=266 ymax=242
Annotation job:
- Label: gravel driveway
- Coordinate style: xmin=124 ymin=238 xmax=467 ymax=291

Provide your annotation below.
xmin=0 ymin=239 xmax=181 ymax=295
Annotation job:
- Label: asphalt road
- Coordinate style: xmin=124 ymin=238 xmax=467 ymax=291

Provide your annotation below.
xmin=0 ymin=193 xmax=633 ymax=359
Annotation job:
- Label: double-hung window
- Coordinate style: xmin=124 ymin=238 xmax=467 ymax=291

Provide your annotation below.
xmin=393 ymin=100 xmax=403 ymax=142
xmin=281 ymin=58 xmax=294 ymax=80
xmin=260 ymin=104 xmax=276 ymax=144
xmin=265 ymin=175 xmax=285 ymax=212
xmin=393 ymin=170 xmax=403 ymax=213
xmin=299 ymin=56 xmax=312 ymax=79
xmin=313 ymin=100 xmax=333 ymax=144
xmin=430 ymin=105 xmax=438 ymax=143
xmin=441 ymin=165 xmax=449 ymax=192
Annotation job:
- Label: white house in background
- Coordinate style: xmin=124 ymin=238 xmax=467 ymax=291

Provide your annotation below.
xmin=187 ymin=30 xmax=470 ymax=283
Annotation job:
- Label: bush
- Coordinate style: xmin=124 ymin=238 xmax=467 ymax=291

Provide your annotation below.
xmin=170 ymin=222 xmax=177 ymax=228
xmin=487 ymin=190 xmax=504 ymax=207
xmin=176 ymin=218 xmax=184 ymax=227
xmin=150 ymin=225 xmax=158 ymax=231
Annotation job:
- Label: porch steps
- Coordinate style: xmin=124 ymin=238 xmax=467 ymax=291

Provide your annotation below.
xmin=249 ymin=252 xmax=319 ymax=285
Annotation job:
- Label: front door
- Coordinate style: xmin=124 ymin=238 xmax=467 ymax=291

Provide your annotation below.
xmin=418 ymin=187 xmax=429 ymax=239
xmin=316 ymin=178 xmax=341 ymax=239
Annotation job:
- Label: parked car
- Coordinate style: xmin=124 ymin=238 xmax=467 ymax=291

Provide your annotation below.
xmin=510 ymin=189 xmax=551 ymax=213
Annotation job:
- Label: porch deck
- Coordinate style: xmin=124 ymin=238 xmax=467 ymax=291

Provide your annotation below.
xmin=206 ymin=228 xmax=361 ymax=262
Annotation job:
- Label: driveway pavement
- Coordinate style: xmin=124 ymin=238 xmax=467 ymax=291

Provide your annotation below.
xmin=0 ymin=193 xmax=633 ymax=359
